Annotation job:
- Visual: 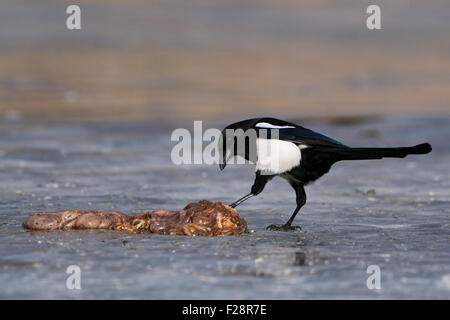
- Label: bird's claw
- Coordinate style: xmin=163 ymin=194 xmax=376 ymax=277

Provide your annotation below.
xmin=266 ymin=224 xmax=301 ymax=231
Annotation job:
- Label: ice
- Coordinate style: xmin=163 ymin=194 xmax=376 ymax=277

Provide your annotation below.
xmin=0 ymin=116 xmax=449 ymax=299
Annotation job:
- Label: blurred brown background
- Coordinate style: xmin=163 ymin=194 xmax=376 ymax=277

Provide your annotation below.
xmin=0 ymin=0 xmax=449 ymax=123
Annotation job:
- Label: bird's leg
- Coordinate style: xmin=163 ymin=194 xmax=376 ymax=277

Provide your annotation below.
xmin=230 ymin=193 xmax=254 ymax=208
xmin=266 ymin=206 xmax=302 ymax=231
xmin=267 ymin=184 xmax=306 ymax=231
xmin=229 ymin=172 xmax=273 ymax=208
xmin=285 ymin=206 xmax=302 ymax=228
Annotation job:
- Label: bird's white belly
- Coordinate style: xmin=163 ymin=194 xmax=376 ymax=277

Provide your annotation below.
xmin=255 ymin=139 xmax=302 ymax=175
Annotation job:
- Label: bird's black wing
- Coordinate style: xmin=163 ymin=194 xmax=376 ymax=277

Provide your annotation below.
xmin=228 ymin=117 xmax=348 ymax=148
xmin=276 ymin=126 xmax=348 ymax=148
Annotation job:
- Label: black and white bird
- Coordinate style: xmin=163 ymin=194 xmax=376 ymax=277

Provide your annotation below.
xmin=219 ymin=117 xmax=432 ymax=231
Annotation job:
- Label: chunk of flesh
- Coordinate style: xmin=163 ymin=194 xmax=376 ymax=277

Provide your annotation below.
xmin=22 ymin=200 xmax=247 ymax=236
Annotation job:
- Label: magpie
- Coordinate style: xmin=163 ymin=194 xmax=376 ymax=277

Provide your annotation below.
xmin=219 ymin=117 xmax=432 ymax=231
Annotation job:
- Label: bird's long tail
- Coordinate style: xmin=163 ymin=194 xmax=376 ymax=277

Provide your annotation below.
xmin=323 ymin=143 xmax=432 ymax=161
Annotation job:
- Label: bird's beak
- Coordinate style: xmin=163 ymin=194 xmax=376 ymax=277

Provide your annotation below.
xmin=219 ymin=144 xmax=229 ymax=171
xmin=218 ymin=134 xmax=231 ymax=171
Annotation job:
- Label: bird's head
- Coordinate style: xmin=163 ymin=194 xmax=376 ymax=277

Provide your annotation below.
xmin=218 ymin=118 xmax=262 ymax=170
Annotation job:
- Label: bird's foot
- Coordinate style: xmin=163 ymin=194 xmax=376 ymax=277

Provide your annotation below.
xmin=266 ymin=224 xmax=301 ymax=231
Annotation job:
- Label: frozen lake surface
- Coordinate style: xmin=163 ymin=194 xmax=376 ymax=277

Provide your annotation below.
xmin=0 ymin=116 xmax=449 ymax=299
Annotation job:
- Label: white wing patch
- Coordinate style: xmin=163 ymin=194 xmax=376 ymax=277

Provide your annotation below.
xmin=255 ymin=139 xmax=304 ymax=175
xmin=255 ymin=122 xmax=295 ymax=129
